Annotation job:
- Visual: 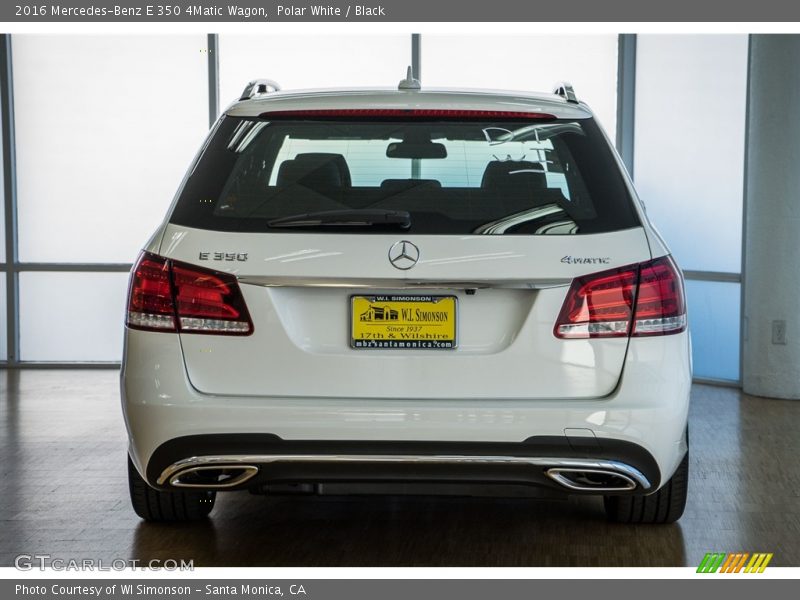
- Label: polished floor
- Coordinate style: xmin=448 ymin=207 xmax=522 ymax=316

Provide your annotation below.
xmin=0 ymin=369 xmax=798 ymax=567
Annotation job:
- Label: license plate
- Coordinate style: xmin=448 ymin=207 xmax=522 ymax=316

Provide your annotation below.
xmin=351 ymin=295 xmax=457 ymax=349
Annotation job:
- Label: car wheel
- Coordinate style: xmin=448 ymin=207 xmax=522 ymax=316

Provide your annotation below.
xmin=128 ymin=456 xmax=216 ymax=522
xmin=604 ymin=451 xmax=688 ymax=524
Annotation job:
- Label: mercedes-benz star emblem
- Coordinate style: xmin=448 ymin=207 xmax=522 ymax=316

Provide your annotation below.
xmin=388 ymin=240 xmax=420 ymax=270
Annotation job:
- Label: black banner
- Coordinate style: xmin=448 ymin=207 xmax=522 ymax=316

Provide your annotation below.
xmin=3 ymin=579 xmax=799 ymax=600
xmin=2 ymin=0 xmax=800 ymax=22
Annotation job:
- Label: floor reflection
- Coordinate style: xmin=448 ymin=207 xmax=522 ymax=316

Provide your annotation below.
xmin=2 ymin=370 xmax=799 ymax=567
xmin=130 ymin=493 xmax=686 ymax=567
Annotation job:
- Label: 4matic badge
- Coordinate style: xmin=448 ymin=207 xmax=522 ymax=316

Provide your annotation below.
xmin=561 ymin=255 xmax=611 ymax=265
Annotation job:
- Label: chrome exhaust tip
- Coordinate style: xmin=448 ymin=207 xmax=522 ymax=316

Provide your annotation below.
xmin=169 ymin=465 xmax=259 ymax=489
xmin=545 ymin=468 xmax=638 ymax=492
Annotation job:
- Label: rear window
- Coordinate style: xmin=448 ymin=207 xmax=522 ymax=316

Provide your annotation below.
xmin=169 ymin=115 xmax=640 ymax=235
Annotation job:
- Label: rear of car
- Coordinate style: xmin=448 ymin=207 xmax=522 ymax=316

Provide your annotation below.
xmin=121 ymin=83 xmax=691 ymax=524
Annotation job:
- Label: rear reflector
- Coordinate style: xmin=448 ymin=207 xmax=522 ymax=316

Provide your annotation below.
xmin=259 ymin=109 xmax=557 ymax=120
xmin=126 ymin=252 xmax=253 ymax=336
xmin=554 ymin=256 xmax=686 ymax=339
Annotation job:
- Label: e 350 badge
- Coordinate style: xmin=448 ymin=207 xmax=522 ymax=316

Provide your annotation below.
xmin=198 ymin=252 xmax=248 ymax=262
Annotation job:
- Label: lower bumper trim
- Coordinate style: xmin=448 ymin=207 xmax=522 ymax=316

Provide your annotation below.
xmin=156 ymin=453 xmax=651 ymax=494
xmin=145 ymin=434 xmax=662 ymax=495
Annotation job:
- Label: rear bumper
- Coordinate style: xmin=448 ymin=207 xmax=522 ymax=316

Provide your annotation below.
xmin=121 ymin=329 xmax=691 ymax=495
xmin=146 ymin=434 xmax=659 ymax=494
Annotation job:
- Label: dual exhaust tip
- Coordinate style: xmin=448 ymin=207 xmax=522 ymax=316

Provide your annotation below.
xmin=168 ymin=463 xmax=639 ymax=493
xmin=544 ymin=468 xmax=637 ymax=492
xmin=169 ymin=465 xmax=259 ymax=489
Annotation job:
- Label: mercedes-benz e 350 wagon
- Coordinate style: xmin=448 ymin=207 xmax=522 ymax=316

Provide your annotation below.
xmin=122 ymin=73 xmax=691 ymax=524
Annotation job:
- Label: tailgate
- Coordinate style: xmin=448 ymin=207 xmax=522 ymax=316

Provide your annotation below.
xmin=160 ymin=224 xmax=651 ymax=400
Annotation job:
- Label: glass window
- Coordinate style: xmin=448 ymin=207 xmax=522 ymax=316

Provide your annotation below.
xmin=218 ymin=35 xmax=410 ymax=110
xmin=0 ymin=182 xmax=4 ymax=265
xmin=13 ymin=35 xmax=209 ymax=263
xmin=19 ymin=272 xmax=128 ymax=361
xmin=169 ymin=116 xmax=639 ymax=235
xmin=0 ymin=275 xmax=6 ymax=361
xmin=685 ymin=280 xmax=740 ymax=382
xmin=422 ymin=35 xmax=619 ymax=142
xmin=634 ymin=35 xmax=748 ymax=273
xmin=0 ymin=111 xmax=4 ymax=263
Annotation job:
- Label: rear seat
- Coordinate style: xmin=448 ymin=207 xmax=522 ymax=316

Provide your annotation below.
xmin=481 ymin=160 xmax=560 ymax=214
xmin=277 ymin=152 xmax=351 ymax=195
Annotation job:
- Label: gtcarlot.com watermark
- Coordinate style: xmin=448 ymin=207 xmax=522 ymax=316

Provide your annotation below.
xmin=15 ymin=554 xmax=194 ymax=571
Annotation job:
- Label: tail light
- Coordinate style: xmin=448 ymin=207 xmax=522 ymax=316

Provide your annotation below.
xmin=554 ymin=256 xmax=686 ymax=339
xmin=632 ymin=258 xmax=688 ymax=336
xmin=126 ymin=252 xmax=253 ymax=335
xmin=126 ymin=254 xmax=175 ymax=332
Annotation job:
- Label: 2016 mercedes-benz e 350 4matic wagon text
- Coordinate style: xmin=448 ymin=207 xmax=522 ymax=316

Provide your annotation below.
xmin=122 ymin=73 xmax=691 ymax=524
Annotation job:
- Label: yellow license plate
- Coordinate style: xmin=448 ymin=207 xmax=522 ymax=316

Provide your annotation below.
xmin=351 ymin=295 xmax=457 ymax=349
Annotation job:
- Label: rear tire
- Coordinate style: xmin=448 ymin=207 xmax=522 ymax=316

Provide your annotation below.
xmin=604 ymin=451 xmax=688 ymax=524
xmin=128 ymin=456 xmax=216 ymax=522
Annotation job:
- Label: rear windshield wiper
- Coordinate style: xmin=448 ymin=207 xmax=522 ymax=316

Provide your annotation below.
xmin=267 ymin=209 xmax=411 ymax=229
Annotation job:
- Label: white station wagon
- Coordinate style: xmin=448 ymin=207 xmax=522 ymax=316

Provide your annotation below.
xmin=122 ymin=72 xmax=691 ymax=524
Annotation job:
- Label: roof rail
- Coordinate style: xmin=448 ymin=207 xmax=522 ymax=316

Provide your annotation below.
xmin=553 ymin=82 xmax=578 ymax=104
xmin=240 ymin=79 xmax=281 ymax=101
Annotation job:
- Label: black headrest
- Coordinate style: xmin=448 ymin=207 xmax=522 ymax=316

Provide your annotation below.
xmin=277 ymin=153 xmax=351 ymax=190
xmin=481 ymin=161 xmax=547 ymax=189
